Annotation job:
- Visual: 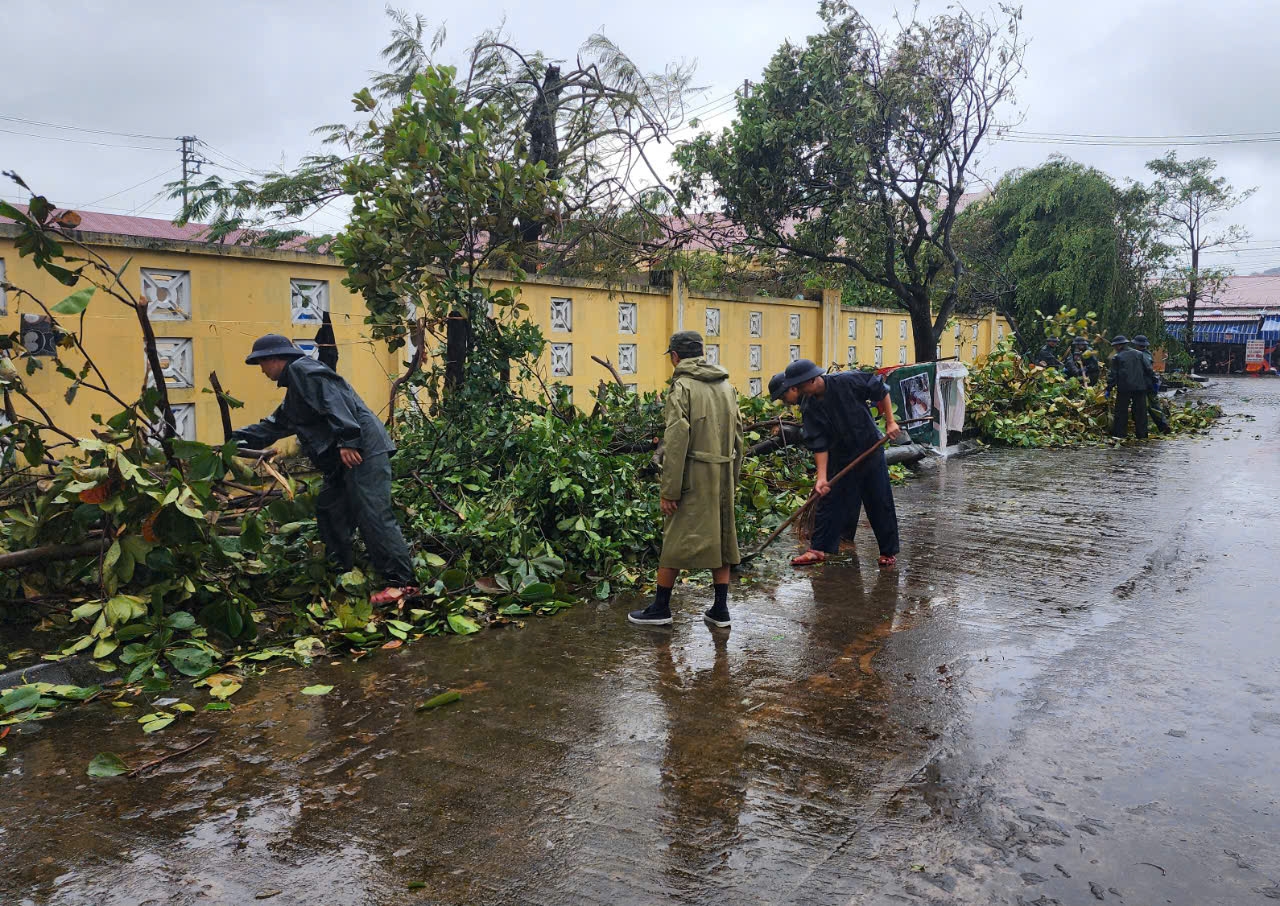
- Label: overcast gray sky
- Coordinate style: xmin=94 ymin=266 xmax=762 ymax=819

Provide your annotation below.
xmin=4 ymin=0 xmax=1278 ymax=272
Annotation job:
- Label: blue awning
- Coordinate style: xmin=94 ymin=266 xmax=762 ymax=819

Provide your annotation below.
xmin=1166 ymin=319 xmax=1260 ymax=345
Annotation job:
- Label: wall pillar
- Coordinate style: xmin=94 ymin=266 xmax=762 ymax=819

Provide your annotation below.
xmin=820 ymin=287 xmax=842 ymax=367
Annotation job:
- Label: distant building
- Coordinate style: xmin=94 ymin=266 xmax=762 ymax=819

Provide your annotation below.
xmin=1163 ymin=276 xmax=1280 ymax=371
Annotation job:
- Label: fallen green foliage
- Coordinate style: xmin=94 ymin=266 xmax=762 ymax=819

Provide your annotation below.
xmin=968 ymin=340 xmax=1220 ymax=447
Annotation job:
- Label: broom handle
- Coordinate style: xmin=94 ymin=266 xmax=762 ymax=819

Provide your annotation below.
xmin=752 ymin=433 xmax=891 ymax=555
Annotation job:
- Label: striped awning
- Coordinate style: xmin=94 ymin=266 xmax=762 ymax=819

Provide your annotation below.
xmin=1166 ymin=319 xmax=1269 ymax=345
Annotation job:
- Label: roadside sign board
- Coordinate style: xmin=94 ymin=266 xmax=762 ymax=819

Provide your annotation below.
xmin=1246 ymin=339 xmax=1265 ymax=364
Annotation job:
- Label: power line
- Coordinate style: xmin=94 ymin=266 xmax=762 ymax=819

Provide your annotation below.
xmin=82 ymin=167 xmax=180 ymax=208
xmin=1007 ymin=127 xmax=1280 ymax=141
xmin=0 ymin=113 xmax=172 ymax=142
xmin=0 ymin=126 xmax=172 ymax=152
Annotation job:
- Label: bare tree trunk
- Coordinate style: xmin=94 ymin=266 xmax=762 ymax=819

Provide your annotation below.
xmin=1187 ymin=245 xmax=1200 ymax=362
xmin=388 ymin=318 xmax=427 ymax=430
xmin=134 ymin=300 xmax=178 ymax=464
xmin=445 ymin=311 xmax=469 ymax=394
xmin=909 ymin=305 xmax=940 ymax=363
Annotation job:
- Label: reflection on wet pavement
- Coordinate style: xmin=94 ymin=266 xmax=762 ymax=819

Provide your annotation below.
xmin=3 ymin=379 xmax=1278 ymax=905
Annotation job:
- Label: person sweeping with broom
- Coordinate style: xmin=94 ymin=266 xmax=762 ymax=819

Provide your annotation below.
xmin=772 ymin=359 xmax=902 ymax=568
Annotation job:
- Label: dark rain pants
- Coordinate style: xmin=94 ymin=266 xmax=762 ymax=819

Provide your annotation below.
xmin=316 ymin=452 xmax=415 ymax=585
xmin=1112 ymin=390 xmax=1148 ymax=439
xmin=811 ymin=448 xmax=900 ymax=557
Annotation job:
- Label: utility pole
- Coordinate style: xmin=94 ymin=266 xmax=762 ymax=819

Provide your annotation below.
xmin=177 ymin=136 xmax=207 ymax=211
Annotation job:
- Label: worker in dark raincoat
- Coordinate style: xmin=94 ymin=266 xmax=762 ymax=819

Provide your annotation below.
xmin=1034 ymin=336 xmax=1064 ymax=370
xmin=629 ymin=331 xmax=743 ymax=629
xmin=232 ymin=334 xmax=417 ymax=604
xmin=1106 ymin=335 xmax=1157 ymax=439
xmin=1131 ymin=335 xmax=1170 ymax=433
xmin=1063 ymin=336 xmax=1101 ymax=385
xmin=776 ymin=359 xmax=903 ymax=569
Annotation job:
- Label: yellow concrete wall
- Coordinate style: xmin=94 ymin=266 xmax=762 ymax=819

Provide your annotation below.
xmin=0 ymin=229 xmax=1014 ymax=443
xmin=0 ymin=234 xmax=397 ymax=446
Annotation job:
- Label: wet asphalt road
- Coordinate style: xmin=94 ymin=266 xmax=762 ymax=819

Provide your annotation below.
xmin=2 ymin=379 xmax=1277 ymax=906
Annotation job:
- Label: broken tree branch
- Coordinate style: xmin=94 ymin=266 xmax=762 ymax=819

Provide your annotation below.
xmin=208 ymin=371 xmax=234 ymax=442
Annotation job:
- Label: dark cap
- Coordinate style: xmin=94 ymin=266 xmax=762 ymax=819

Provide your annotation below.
xmin=780 ymin=358 xmax=825 ymax=393
xmin=1110 ymin=335 xmax=1130 ymax=347
xmin=245 ymin=333 xmax=306 ymax=364
xmin=1071 ymin=336 xmax=1089 ymax=346
xmin=768 ymin=372 xmax=787 ymax=400
xmin=1132 ymin=335 xmax=1150 ymax=348
xmin=663 ymin=330 xmax=704 ymax=358
xmin=1046 ymin=336 xmax=1060 ymax=344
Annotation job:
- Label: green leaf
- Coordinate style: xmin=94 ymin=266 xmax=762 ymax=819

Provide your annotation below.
xmin=415 ymin=690 xmax=461 ymax=711
xmin=51 ymin=286 xmax=95 ymax=316
xmin=423 ymin=552 xmax=446 ymax=568
xmin=71 ymin=601 xmax=103 ymax=621
xmin=447 ymin=613 xmax=480 ymax=635
xmin=165 ymin=647 xmax=213 ymax=677
xmin=518 ymin=582 xmax=555 ymax=603
xmin=165 ymin=612 xmax=196 ymax=631
xmin=300 ymin=684 xmax=334 ymax=696
xmin=92 ymin=638 xmax=118 ymax=659
xmin=1 ymin=685 xmax=40 ymax=714
xmin=87 ymin=752 xmax=129 ymax=777
xmin=204 ymin=701 xmax=232 ymax=711
xmin=141 ymin=716 xmax=174 ymax=734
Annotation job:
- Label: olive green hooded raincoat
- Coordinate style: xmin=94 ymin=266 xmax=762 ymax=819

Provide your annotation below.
xmin=658 ymin=357 xmax=744 ymax=569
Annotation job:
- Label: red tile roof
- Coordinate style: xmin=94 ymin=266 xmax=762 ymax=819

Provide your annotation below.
xmin=1163 ymin=275 xmax=1280 ymax=319
xmin=0 ymin=203 xmax=319 ymax=251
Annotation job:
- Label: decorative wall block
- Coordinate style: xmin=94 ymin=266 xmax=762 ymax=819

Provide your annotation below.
xmin=705 ymin=307 xmax=720 ymax=337
xmin=142 ymin=269 xmax=191 ymax=321
xmin=618 ymin=343 xmax=638 ymax=375
xmin=748 ymin=344 xmax=762 ymax=372
xmin=749 ymin=311 xmax=763 ymax=338
xmin=551 ymin=297 xmax=573 ymax=332
xmin=618 ymin=302 xmax=637 ymax=334
xmin=550 ymin=342 xmax=573 ymax=377
xmin=290 ymin=279 xmax=328 ymax=325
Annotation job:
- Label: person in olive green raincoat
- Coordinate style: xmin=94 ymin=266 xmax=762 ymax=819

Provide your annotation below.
xmin=629 ymin=331 xmax=743 ymax=629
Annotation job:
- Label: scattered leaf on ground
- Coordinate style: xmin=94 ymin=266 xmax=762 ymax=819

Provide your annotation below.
xmin=201 ymin=673 xmax=243 ymax=700
xmin=301 ymin=684 xmax=334 ymax=696
xmin=87 ymin=752 xmax=129 ymax=777
xmin=416 ymin=691 xmax=462 ymax=712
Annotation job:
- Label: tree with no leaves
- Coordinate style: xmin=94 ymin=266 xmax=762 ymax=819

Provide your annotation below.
xmin=1146 ymin=152 xmax=1253 ymax=360
xmin=674 ymin=1 xmax=1027 ymax=362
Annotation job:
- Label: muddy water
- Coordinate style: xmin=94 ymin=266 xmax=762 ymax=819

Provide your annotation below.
xmin=2 ymin=380 xmax=1277 ymax=905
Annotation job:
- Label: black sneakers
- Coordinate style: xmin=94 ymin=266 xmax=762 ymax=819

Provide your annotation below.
xmin=702 ymin=604 xmax=731 ymax=628
xmin=627 ymin=602 xmax=673 ymax=626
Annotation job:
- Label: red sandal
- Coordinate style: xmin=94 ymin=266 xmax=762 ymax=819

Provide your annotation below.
xmin=791 ymin=550 xmax=827 ymax=567
xmin=877 ymin=555 xmax=896 ymax=569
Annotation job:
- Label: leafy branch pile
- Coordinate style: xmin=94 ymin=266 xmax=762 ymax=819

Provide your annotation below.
xmin=966 ymin=311 xmax=1220 ymax=447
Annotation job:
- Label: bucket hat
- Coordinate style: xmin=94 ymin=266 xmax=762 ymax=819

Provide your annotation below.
xmin=768 ymin=372 xmax=788 ymax=400
xmin=780 ymin=358 xmax=825 ymax=393
xmin=1132 ymin=335 xmax=1150 ymax=348
xmin=1110 ymin=335 xmax=1130 ymax=347
xmin=245 ymin=333 xmax=306 ymax=364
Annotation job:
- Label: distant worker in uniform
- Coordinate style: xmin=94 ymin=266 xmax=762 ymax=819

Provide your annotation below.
xmin=1034 ymin=336 xmax=1063 ymax=369
xmin=775 ymin=359 xmax=903 ymax=569
xmin=233 ymin=334 xmax=418 ymax=605
xmin=1106 ymin=335 xmax=1157 ymax=439
xmin=1131 ymin=335 xmax=1170 ymax=433
xmin=629 ymin=331 xmax=743 ymax=628
xmin=1063 ymin=336 xmax=1101 ymax=386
